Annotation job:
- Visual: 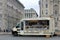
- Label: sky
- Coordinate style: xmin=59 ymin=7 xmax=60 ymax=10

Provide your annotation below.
xmin=19 ymin=0 xmax=39 ymax=15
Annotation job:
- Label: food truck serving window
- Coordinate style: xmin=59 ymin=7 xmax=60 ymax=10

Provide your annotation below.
xmin=25 ymin=20 xmax=49 ymax=29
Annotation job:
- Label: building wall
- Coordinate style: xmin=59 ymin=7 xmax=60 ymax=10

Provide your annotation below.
xmin=39 ymin=0 xmax=50 ymax=17
xmin=24 ymin=8 xmax=38 ymax=18
xmin=39 ymin=0 xmax=60 ymax=31
xmin=0 ymin=0 xmax=7 ymax=31
xmin=0 ymin=0 xmax=24 ymax=31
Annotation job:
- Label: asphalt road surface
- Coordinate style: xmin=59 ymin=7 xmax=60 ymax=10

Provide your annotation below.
xmin=0 ymin=35 xmax=60 ymax=40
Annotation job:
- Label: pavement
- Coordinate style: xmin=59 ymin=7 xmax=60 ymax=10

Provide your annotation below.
xmin=0 ymin=35 xmax=60 ymax=40
xmin=0 ymin=33 xmax=60 ymax=40
xmin=0 ymin=32 xmax=11 ymax=35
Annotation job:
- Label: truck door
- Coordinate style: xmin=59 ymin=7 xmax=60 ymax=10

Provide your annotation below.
xmin=21 ymin=22 xmax=24 ymax=30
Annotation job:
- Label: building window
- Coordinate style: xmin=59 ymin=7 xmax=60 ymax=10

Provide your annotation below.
xmin=46 ymin=10 xmax=48 ymax=14
xmin=29 ymin=13 xmax=30 ymax=18
xmin=55 ymin=22 xmax=57 ymax=27
xmin=46 ymin=0 xmax=47 ymax=2
xmin=46 ymin=4 xmax=48 ymax=8
xmin=57 ymin=18 xmax=58 ymax=21
xmin=42 ymin=0 xmax=43 ymax=7
xmin=0 ymin=2 xmax=3 ymax=6
xmin=0 ymin=14 xmax=2 ymax=20
xmin=27 ymin=10 xmax=28 ymax=12
xmin=27 ymin=14 xmax=28 ymax=18
xmin=42 ymin=10 xmax=43 ymax=14
xmin=25 ymin=14 xmax=26 ymax=18
xmin=46 ymin=12 xmax=48 ymax=15
xmin=39 ymin=1 xmax=40 ymax=5
xmin=55 ymin=10 xmax=57 ymax=14
xmin=31 ymin=14 xmax=32 ymax=18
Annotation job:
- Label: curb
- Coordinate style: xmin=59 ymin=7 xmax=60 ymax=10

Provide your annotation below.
xmin=0 ymin=32 xmax=12 ymax=35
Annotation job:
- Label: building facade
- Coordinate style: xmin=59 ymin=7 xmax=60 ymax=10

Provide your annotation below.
xmin=24 ymin=8 xmax=38 ymax=18
xmin=39 ymin=0 xmax=60 ymax=31
xmin=0 ymin=0 xmax=24 ymax=31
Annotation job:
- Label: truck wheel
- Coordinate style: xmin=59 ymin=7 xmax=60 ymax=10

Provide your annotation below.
xmin=12 ymin=31 xmax=18 ymax=36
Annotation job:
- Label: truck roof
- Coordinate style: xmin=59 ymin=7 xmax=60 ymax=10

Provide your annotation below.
xmin=20 ymin=17 xmax=51 ymax=21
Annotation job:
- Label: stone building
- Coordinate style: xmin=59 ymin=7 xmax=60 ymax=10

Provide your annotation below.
xmin=24 ymin=8 xmax=38 ymax=18
xmin=0 ymin=0 xmax=24 ymax=31
xmin=39 ymin=0 xmax=60 ymax=31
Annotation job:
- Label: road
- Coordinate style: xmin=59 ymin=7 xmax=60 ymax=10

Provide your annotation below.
xmin=0 ymin=35 xmax=60 ymax=40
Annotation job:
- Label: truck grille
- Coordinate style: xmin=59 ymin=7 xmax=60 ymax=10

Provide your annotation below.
xmin=17 ymin=29 xmax=20 ymax=31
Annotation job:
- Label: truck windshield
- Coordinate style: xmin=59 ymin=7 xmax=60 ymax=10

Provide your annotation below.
xmin=16 ymin=23 xmax=20 ymax=28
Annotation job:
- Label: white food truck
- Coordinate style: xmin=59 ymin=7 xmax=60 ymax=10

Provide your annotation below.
xmin=12 ymin=17 xmax=55 ymax=37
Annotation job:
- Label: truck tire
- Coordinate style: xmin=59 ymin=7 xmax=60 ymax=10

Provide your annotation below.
xmin=12 ymin=31 xmax=18 ymax=36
